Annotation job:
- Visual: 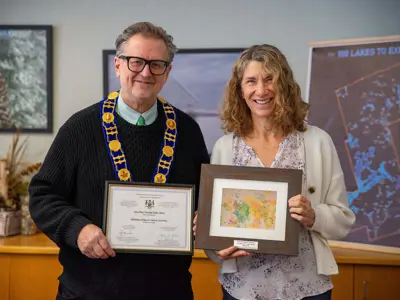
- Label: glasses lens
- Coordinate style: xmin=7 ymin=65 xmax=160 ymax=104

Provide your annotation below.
xmin=128 ymin=57 xmax=145 ymax=72
xmin=126 ymin=57 xmax=168 ymax=75
xmin=150 ymin=61 xmax=167 ymax=75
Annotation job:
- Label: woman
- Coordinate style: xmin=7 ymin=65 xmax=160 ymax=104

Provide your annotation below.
xmin=194 ymin=44 xmax=355 ymax=300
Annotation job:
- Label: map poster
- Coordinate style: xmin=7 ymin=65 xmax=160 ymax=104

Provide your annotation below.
xmin=306 ymin=35 xmax=400 ymax=249
xmin=195 ymin=164 xmax=302 ymax=255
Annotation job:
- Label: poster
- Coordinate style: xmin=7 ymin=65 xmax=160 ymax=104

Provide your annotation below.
xmin=306 ymin=35 xmax=400 ymax=248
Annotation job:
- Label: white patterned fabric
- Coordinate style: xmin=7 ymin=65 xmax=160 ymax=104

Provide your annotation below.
xmin=220 ymin=132 xmax=333 ymax=300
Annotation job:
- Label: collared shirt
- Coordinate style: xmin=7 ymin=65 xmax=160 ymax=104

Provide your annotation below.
xmin=115 ymin=94 xmax=158 ymax=125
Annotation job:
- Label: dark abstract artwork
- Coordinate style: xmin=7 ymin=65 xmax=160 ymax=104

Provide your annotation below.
xmin=306 ymin=37 xmax=400 ymax=248
xmin=103 ymin=48 xmax=244 ymax=153
xmin=0 ymin=25 xmax=53 ymax=133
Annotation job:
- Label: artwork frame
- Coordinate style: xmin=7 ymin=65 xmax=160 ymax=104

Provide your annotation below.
xmin=0 ymin=25 xmax=53 ymax=133
xmin=102 ymin=48 xmax=246 ymax=98
xmin=195 ymin=164 xmax=303 ymax=255
xmin=102 ymin=48 xmax=245 ymax=154
xmin=102 ymin=49 xmax=117 ymax=98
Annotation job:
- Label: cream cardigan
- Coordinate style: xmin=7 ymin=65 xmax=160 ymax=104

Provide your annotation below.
xmin=204 ymin=125 xmax=356 ymax=276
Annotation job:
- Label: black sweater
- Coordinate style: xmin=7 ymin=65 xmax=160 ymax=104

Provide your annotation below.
xmin=28 ymin=100 xmax=210 ymax=300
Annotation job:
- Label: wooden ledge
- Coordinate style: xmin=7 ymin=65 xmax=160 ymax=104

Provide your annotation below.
xmin=0 ymin=233 xmax=59 ymax=255
xmin=1 ymin=234 xmax=399 ymax=266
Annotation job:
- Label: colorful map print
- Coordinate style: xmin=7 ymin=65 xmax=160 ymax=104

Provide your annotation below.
xmin=220 ymin=188 xmax=277 ymax=230
xmin=307 ymin=40 xmax=400 ymax=247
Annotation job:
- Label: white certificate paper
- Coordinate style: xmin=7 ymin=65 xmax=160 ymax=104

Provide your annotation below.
xmin=104 ymin=183 xmax=193 ymax=254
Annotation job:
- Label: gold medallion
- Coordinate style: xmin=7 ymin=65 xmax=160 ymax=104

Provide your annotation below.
xmin=102 ymin=112 xmax=114 ymax=123
xmin=154 ymin=173 xmax=166 ymax=183
xmin=166 ymin=119 xmax=176 ymax=130
xmin=118 ymin=168 xmax=131 ymax=181
xmin=109 ymin=140 xmax=121 ymax=152
xmin=162 ymin=146 xmax=174 ymax=157
xmin=108 ymin=91 xmax=119 ymax=99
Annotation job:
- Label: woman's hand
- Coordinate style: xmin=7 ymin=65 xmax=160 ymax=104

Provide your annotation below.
xmin=288 ymin=195 xmax=315 ymax=228
xmin=216 ymin=246 xmax=251 ymax=260
xmin=193 ymin=212 xmax=250 ymax=260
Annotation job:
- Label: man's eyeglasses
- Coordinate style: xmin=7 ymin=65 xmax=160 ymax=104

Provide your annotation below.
xmin=118 ymin=55 xmax=170 ymax=75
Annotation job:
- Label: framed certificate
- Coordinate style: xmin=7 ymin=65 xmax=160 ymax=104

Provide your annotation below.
xmin=195 ymin=164 xmax=303 ymax=255
xmin=103 ymin=181 xmax=195 ymax=255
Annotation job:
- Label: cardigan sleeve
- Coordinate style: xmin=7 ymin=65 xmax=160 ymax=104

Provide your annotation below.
xmin=309 ymin=132 xmax=356 ymax=240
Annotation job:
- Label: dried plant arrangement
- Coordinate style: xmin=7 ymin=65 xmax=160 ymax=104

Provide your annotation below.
xmin=0 ymin=128 xmax=41 ymax=211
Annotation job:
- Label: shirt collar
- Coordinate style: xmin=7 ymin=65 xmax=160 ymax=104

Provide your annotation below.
xmin=116 ymin=93 xmax=158 ymax=125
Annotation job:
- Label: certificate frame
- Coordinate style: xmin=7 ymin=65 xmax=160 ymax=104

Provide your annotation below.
xmin=103 ymin=180 xmax=195 ymax=256
xmin=195 ymin=164 xmax=303 ymax=255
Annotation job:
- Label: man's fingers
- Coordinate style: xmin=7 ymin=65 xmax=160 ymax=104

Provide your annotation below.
xmin=87 ymin=250 xmax=98 ymax=259
xmin=93 ymin=243 xmax=108 ymax=259
xmin=99 ymin=236 xmax=116 ymax=257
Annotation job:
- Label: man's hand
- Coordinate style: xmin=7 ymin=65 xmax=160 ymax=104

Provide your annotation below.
xmin=77 ymin=224 xmax=116 ymax=259
xmin=216 ymin=246 xmax=251 ymax=260
xmin=288 ymin=195 xmax=316 ymax=228
xmin=193 ymin=211 xmax=198 ymax=236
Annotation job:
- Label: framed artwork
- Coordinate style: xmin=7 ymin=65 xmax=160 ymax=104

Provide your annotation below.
xmin=195 ymin=164 xmax=303 ymax=255
xmin=0 ymin=25 xmax=53 ymax=133
xmin=102 ymin=48 xmax=245 ymax=153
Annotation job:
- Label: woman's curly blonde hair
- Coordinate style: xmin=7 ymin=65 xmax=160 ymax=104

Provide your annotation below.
xmin=221 ymin=44 xmax=309 ymax=137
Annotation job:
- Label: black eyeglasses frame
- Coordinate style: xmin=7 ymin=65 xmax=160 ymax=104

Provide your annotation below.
xmin=118 ymin=55 xmax=170 ymax=75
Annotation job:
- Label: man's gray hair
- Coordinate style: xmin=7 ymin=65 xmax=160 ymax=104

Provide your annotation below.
xmin=115 ymin=22 xmax=178 ymax=61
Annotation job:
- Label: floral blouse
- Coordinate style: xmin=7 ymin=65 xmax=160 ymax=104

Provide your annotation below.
xmin=219 ymin=132 xmax=333 ymax=300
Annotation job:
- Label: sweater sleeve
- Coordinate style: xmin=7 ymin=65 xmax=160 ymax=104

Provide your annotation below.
xmin=28 ymin=121 xmax=92 ymax=249
xmin=310 ymin=133 xmax=356 ymax=240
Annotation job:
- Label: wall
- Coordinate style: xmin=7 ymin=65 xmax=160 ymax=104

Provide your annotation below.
xmin=0 ymin=0 xmax=399 ymax=162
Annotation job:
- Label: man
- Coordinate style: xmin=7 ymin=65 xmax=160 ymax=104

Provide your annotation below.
xmin=29 ymin=22 xmax=209 ymax=300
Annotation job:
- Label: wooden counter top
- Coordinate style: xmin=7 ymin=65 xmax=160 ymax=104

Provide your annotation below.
xmin=1 ymin=234 xmax=399 ymax=266
xmin=0 ymin=233 xmax=58 ymax=255
xmin=0 ymin=234 xmax=209 ymax=258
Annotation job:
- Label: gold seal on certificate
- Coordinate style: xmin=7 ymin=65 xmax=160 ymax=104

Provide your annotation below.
xmin=102 ymin=181 xmax=195 ymax=255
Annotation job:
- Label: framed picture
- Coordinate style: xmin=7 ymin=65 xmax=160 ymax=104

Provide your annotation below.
xmin=305 ymin=35 xmax=400 ymax=248
xmin=102 ymin=48 xmax=245 ymax=153
xmin=0 ymin=25 xmax=53 ymax=133
xmin=195 ymin=164 xmax=303 ymax=255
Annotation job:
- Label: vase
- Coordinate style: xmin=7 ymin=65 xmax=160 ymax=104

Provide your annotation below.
xmin=20 ymin=195 xmax=37 ymax=235
xmin=0 ymin=210 xmax=21 ymax=237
